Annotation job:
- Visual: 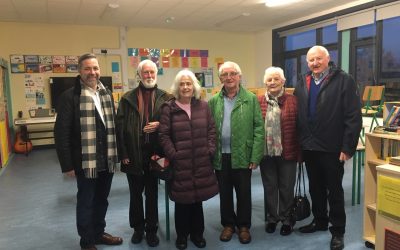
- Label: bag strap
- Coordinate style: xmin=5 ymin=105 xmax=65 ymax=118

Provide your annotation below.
xmin=295 ymin=162 xmax=306 ymax=196
xmin=300 ymin=162 xmax=306 ymax=196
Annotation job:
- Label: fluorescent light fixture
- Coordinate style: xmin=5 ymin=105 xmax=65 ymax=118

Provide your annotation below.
xmin=265 ymin=0 xmax=302 ymax=7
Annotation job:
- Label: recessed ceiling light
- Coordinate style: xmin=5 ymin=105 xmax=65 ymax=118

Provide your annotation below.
xmin=108 ymin=3 xmax=119 ymax=9
xmin=165 ymin=17 xmax=175 ymax=23
xmin=265 ymin=0 xmax=302 ymax=7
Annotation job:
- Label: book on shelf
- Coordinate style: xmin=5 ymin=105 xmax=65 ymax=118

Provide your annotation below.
xmin=385 ymin=105 xmax=400 ymax=127
xmin=389 ymin=156 xmax=400 ymax=166
xmin=380 ymin=139 xmax=400 ymax=161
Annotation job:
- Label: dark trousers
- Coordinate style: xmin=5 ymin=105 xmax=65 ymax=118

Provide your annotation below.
xmin=126 ymin=170 xmax=159 ymax=233
xmin=303 ymin=150 xmax=346 ymax=236
xmin=260 ymin=156 xmax=297 ymax=225
xmin=174 ymin=202 xmax=204 ymax=238
xmin=76 ymin=170 xmax=113 ymax=248
xmin=215 ymin=153 xmax=252 ymax=229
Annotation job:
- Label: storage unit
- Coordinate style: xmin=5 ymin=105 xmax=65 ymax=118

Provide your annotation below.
xmin=364 ymin=132 xmax=400 ymax=248
xmin=375 ymin=164 xmax=400 ymax=250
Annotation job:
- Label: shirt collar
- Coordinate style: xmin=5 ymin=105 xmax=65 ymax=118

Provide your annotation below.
xmin=311 ymin=68 xmax=329 ymax=84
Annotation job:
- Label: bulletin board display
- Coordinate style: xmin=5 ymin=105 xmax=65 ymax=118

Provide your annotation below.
xmin=127 ymin=48 xmax=213 ymax=91
xmin=10 ymin=55 xmax=79 ymax=74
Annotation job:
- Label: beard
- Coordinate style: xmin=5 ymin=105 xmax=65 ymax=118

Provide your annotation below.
xmin=142 ymin=78 xmax=156 ymax=88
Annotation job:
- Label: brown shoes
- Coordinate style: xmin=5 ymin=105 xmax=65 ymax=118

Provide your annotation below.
xmin=238 ymin=227 xmax=251 ymax=244
xmin=95 ymin=232 xmax=123 ymax=245
xmin=220 ymin=226 xmax=235 ymax=242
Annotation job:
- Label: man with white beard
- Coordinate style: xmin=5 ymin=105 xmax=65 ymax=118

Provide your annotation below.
xmin=116 ymin=59 xmax=172 ymax=247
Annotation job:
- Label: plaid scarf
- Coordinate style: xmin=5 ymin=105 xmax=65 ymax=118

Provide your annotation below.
xmin=264 ymin=88 xmax=284 ymax=156
xmin=80 ymin=81 xmax=118 ymax=178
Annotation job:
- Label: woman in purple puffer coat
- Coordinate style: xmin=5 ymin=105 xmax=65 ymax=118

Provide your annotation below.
xmin=159 ymin=69 xmax=218 ymax=250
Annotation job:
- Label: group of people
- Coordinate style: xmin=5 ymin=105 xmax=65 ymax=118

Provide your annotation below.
xmin=54 ymin=45 xmax=362 ymax=250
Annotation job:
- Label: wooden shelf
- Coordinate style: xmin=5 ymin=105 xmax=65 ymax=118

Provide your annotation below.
xmin=364 ymin=235 xmax=376 ymax=245
xmin=367 ymin=203 xmax=376 ymax=211
xmin=364 ymin=132 xmax=400 ymax=249
xmin=368 ymin=159 xmax=387 ymax=165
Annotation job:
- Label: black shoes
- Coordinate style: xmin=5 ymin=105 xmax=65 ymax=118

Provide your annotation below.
xmin=190 ymin=235 xmax=206 ymax=248
xmin=265 ymin=222 xmax=277 ymax=233
xmin=330 ymin=235 xmax=344 ymax=250
xmin=280 ymin=224 xmax=293 ymax=236
xmin=175 ymin=236 xmax=187 ymax=250
xmin=299 ymin=221 xmax=328 ymax=233
xmin=131 ymin=230 xmax=144 ymax=244
xmin=146 ymin=232 xmax=159 ymax=247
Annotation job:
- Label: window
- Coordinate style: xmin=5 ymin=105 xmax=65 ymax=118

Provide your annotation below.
xmin=285 ymin=30 xmax=316 ymax=51
xmin=322 ymin=24 xmax=338 ymax=45
xmin=284 ymin=58 xmax=297 ymax=87
xmin=357 ymin=24 xmax=375 ymax=39
xmin=381 ymin=16 xmax=400 ymax=78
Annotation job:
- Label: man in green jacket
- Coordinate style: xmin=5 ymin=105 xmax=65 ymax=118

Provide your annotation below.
xmin=208 ymin=61 xmax=264 ymax=244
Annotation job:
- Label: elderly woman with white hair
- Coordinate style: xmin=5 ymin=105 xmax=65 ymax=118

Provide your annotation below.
xmin=258 ymin=66 xmax=300 ymax=236
xmin=158 ymin=69 xmax=218 ymax=250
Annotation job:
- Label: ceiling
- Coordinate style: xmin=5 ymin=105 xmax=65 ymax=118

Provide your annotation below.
xmin=0 ymin=0 xmax=376 ymax=33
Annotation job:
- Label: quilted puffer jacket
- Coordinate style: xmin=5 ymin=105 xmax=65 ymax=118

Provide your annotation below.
xmin=208 ymin=85 xmax=264 ymax=170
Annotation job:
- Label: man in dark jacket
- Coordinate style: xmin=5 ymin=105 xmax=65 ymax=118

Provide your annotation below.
xmin=54 ymin=53 xmax=122 ymax=250
xmin=116 ymin=59 xmax=172 ymax=247
xmin=294 ymin=46 xmax=362 ymax=250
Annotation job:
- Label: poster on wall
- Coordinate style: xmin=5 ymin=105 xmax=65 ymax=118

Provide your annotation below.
xmin=10 ymin=55 xmax=25 ymax=73
xmin=24 ymin=74 xmax=46 ymax=109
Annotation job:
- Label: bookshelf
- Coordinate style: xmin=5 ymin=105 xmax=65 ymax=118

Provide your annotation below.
xmin=375 ymin=164 xmax=400 ymax=249
xmin=383 ymin=101 xmax=400 ymax=126
xmin=364 ymin=132 xmax=400 ymax=248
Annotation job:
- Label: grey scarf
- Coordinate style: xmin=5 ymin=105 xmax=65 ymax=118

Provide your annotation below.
xmin=264 ymin=88 xmax=284 ymax=156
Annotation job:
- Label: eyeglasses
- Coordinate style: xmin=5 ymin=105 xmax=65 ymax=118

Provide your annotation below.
xmin=220 ymin=72 xmax=239 ymax=78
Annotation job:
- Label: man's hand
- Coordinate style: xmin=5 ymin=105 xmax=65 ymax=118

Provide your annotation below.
xmin=122 ymin=158 xmax=131 ymax=165
xmin=248 ymin=162 xmax=258 ymax=170
xmin=64 ymin=170 xmax=75 ymax=177
xmin=339 ymin=152 xmax=350 ymax=162
xmin=143 ymin=121 xmax=160 ymax=133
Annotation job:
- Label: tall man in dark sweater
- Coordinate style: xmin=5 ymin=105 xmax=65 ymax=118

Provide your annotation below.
xmin=294 ymin=46 xmax=362 ymax=250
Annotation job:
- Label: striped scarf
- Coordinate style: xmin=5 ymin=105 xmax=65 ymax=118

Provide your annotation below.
xmin=264 ymin=88 xmax=284 ymax=156
xmin=80 ymin=81 xmax=118 ymax=178
xmin=137 ymin=86 xmax=155 ymax=143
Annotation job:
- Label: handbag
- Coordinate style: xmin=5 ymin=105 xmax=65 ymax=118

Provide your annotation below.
xmin=291 ymin=162 xmax=311 ymax=222
xmin=149 ymin=154 xmax=172 ymax=181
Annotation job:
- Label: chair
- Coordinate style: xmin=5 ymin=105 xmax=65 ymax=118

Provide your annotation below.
xmin=361 ymin=85 xmax=385 ymax=132
xmin=352 ymin=143 xmax=365 ymax=206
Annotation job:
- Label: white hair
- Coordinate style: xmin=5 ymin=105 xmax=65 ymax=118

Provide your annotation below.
xmin=170 ymin=69 xmax=202 ymax=100
xmin=263 ymin=66 xmax=286 ymax=83
xmin=218 ymin=61 xmax=242 ymax=76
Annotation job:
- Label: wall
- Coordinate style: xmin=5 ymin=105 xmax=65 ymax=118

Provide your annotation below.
xmin=255 ymin=28 xmax=273 ymax=85
xmin=0 ymin=22 xmax=272 ymax=122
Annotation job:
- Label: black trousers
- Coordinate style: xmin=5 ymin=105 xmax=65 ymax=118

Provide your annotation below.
xmin=126 ymin=170 xmax=159 ymax=233
xmin=76 ymin=170 xmax=113 ymax=248
xmin=215 ymin=153 xmax=252 ymax=229
xmin=174 ymin=202 xmax=204 ymax=238
xmin=303 ymin=150 xmax=346 ymax=236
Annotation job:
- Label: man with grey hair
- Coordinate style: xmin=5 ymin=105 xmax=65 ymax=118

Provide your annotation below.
xmin=116 ymin=59 xmax=172 ymax=247
xmin=295 ymin=45 xmax=362 ymax=250
xmin=208 ymin=61 xmax=264 ymax=245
